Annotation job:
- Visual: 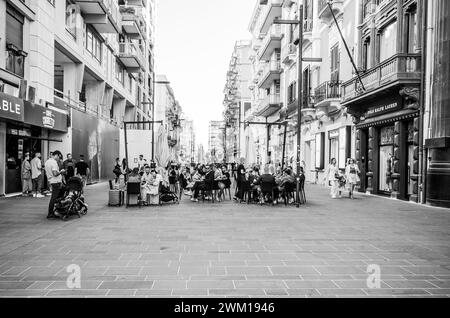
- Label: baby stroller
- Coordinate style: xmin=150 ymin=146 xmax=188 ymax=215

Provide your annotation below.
xmin=159 ymin=182 xmax=179 ymax=205
xmin=53 ymin=177 xmax=88 ymax=221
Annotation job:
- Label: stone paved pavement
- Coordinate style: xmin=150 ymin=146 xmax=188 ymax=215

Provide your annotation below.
xmin=0 ymin=182 xmax=449 ymax=298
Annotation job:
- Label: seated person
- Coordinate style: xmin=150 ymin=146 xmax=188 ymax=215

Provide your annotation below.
xmin=253 ymin=166 xmax=279 ymax=204
xmin=191 ymin=164 xmax=214 ymax=202
xmin=128 ymin=168 xmax=141 ymax=183
xmin=179 ymin=167 xmax=191 ymax=195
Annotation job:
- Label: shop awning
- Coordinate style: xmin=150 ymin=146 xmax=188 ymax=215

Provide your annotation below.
xmin=356 ymin=109 xmax=419 ymax=129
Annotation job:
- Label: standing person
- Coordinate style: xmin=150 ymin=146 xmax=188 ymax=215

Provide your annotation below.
xmin=45 ymin=151 xmax=65 ymax=219
xmin=137 ymin=154 xmax=146 ymax=171
xmin=140 ymin=165 xmax=153 ymax=205
xmin=75 ymin=155 xmax=89 ymax=190
xmin=21 ymin=152 xmax=32 ymax=197
xmin=233 ymin=157 xmax=246 ymax=201
xmin=345 ymin=158 xmax=360 ymax=199
xmin=30 ymin=152 xmax=45 ymax=198
xmin=324 ymin=158 xmax=340 ymax=199
xmin=113 ymin=158 xmax=122 ymax=182
xmin=62 ymin=153 xmax=76 ymax=181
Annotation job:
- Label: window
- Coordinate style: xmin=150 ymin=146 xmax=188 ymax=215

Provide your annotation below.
xmin=363 ymin=0 xmax=372 ymax=19
xmin=115 ymin=59 xmax=124 ymax=84
xmin=379 ymin=21 xmax=397 ymax=62
xmin=330 ymin=44 xmax=340 ymax=83
xmin=303 ymin=67 xmax=312 ymax=108
xmin=287 ymin=81 xmax=296 ymax=104
xmin=86 ymin=27 xmax=102 ymax=62
xmin=5 ymin=4 xmax=25 ymax=77
xmin=362 ymin=37 xmax=372 ymax=70
xmin=66 ymin=0 xmax=77 ymax=38
xmin=406 ymin=8 xmax=419 ymax=53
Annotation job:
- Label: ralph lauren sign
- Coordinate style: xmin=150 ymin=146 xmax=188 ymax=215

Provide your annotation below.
xmin=0 ymin=92 xmax=25 ymax=122
xmin=365 ymin=102 xmax=400 ymax=118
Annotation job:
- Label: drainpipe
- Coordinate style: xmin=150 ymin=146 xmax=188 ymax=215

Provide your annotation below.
xmin=418 ymin=0 xmax=427 ymax=204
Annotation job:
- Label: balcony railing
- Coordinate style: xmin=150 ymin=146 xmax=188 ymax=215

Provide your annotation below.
xmin=259 ymin=0 xmax=283 ymax=34
xmin=281 ymin=43 xmax=296 ymax=64
xmin=342 ymin=53 xmax=421 ymax=102
xmin=318 ymin=0 xmax=344 ymax=22
xmin=258 ymin=59 xmax=282 ymax=88
xmin=120 ymin=4 xmax=146 ymax=36
xmin=5 ymin=50 xmax=26 ymax=78
xmin=259 ymin=24 xmax=282 ymax=60
xmin=314 ymin=81 xmax=342 ymax=104
xmin=261 ymin=93 xmax=281 ymax=106
xmin=118 ymin=42 xmax=145 ymax=67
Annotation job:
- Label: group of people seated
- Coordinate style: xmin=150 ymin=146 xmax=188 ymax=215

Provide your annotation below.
xmin=234 ymin=158 xmax=304 ymax=205
xmin=181 ymin=164 xmax=232 ymax=202
xmin=112 ymin=157 xmax=168 ymax=206
xmin=111 ymin=156 xmax=304 ymax=206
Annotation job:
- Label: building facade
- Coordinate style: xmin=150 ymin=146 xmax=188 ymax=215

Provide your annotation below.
xmin=179 ymin=114 xmax=195 ymax=165
xmin=222 ymin=40 xmax=252 ymax=163
xmin=343 ymin=0 xmax=423 ymax=202
xmin=423 ymin=0 xmax=450 ymax=208
xmin=0 ymin=0 xmax=156 ymax=195
xmin=154 ymin=74 xmax=183 ymax=162
xmin=208 ymin=120 xmax=224 ymax=162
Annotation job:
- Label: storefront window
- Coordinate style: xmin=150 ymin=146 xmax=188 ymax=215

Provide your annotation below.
xmin=379 ymin=126 xmax=395 ymax=193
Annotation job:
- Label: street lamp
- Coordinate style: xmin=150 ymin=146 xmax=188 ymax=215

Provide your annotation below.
xmin=273 ymin=3 xmax=304 ymax=207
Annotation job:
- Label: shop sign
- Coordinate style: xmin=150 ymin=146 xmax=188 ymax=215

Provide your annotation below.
xmin=365 ymin=102 xmax=400 ymax=118
xmin=0 ymin=92 xmax=24 ymax=122
xmin=24 ymin=102 xmax=68 ymax=132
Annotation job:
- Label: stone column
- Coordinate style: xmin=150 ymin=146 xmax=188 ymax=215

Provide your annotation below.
xmin=366 ymin=126 xmax=375 ymax=194
xmin=391 ymin=121 xmax=401 ymax=198
xmin=410 ymin=118 xmax=420 ymax=202
xmin=425 ymin=0 xmax=450 ymax=208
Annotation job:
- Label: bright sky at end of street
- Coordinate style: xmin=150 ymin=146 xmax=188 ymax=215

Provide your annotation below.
xmin=155 ymin=0 xmax=256 ymax=149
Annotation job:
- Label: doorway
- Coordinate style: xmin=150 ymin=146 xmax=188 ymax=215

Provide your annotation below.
xmin=378 ymin=125 xmax=395 ymax=194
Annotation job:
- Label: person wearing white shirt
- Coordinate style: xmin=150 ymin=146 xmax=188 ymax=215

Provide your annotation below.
xmin=45 ymin=151 xmax=65 ymax=219
xmin=31 ymin=152 xmax=44 ymax=198
xmin=324 ymin=158 xmax=340 ymax=199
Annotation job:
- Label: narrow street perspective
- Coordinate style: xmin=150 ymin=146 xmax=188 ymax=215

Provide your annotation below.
xmin=0 ymin=0 xmax=449 ymax=303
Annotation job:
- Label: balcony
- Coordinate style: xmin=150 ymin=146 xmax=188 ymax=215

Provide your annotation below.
xmin=258 ymin=59 xmax=282 ymax=89
xmin=120 ymin=5 xmax=146 ymax=38
xmin=314 ymin=81 xmax=342 ymax=114
xmin=74 ymin=0 xmax=121 ymax=34
xmin=281 ymin=43 xmax=296 ymax=65
xmin=259 ymin=0 xmax=283 ymax=35
xmin=342 ymin=54 xmax=422 ymax=106
xmin=258 ymin=24 xmax=282 ymax=61
xmin=117 ymin=42 xmax=145 ymax=73
xmin=255 ymin=94 xmax=282 ymax=118
xmin=287 ymin=93 xmax=315 ymax=121
xmin=119 ymin=0 xmax=146 ymax=7
xmin=292 ymin=18 xmax=313 ymax=45
xmin=318 ymin=0 xmax=344 ymax=24
xmin=5 ymin=47 xmax=27 ymax=78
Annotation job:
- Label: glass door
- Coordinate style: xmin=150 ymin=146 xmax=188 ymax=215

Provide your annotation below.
xmin=378 ymin=126 xmax=395 ymax=194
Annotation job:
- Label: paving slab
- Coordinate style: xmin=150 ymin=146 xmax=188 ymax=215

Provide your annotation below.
xmin=0 ymin=182 xmax=448 ymax=298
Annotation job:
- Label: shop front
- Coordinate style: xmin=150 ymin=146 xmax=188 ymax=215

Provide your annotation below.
xmin=354 ymin=95 xmax=419 ymax=201
xmin=0 ymin=91 xmax=68 ymax=195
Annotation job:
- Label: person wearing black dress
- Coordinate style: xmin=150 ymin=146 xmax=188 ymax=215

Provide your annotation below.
xmin=234 ymin=158 xmax=246 ymax=201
